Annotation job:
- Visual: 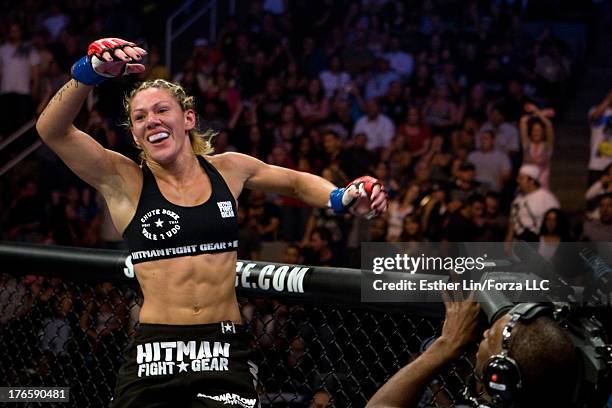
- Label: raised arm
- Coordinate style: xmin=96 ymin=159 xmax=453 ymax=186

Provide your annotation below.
xmin=589 ymin=90 xmax=612 ymax=122
xmin=519 ymin=113 xmax=530 ymax=148
xmin=532 ymin=106 xmax=555 ymax=146
xmin=522 ymin=103 xmax=555 ymax=147
xmin=36 ymin=38 xmax=146 ymax=194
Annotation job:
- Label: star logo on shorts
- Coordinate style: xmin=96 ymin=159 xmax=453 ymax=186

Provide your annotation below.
xmin=154 ymin=219 xmax=164 ymax=228
xmin=222 ymin=322 xmax=235 ymax=334
xmin=178 ymin=361 xmax=189 ymax=372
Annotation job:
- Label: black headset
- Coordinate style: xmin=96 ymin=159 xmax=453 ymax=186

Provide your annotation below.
xmin=481 ymin=302 xmax=553 ymax=406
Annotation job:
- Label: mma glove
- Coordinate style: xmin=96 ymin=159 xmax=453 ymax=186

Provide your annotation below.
xmin=328 ymin=176 xmax=386 ymax=219
xmin=71 ymin=38 xmax=143 ymax=86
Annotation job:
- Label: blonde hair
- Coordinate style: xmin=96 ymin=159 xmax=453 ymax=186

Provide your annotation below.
xmin=123 ymin=79 xmax=214 ymax=163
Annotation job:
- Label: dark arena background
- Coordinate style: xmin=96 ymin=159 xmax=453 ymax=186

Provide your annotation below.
xmin=1 ymin=1 xmax=612 ymax=407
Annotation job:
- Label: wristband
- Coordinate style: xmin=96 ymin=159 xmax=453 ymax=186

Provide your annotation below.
xmin=71 ymin=56 xmax=107 ymax=86
xmin=328 ymin=188 xmax=346 ymax=214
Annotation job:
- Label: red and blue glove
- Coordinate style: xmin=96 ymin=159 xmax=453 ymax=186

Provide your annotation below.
xmin=71 ymin=38 xmax=147 ymax=85
xmin=329 ymin=176 xmax=387 ymax=219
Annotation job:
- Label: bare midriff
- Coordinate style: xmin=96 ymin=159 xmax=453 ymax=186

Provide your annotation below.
xmin=134 ymin=251 xmax=241 ymax=325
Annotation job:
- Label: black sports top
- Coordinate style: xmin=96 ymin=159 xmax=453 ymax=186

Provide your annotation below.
xmin=122 ymin=156 xmax=238 ymax=264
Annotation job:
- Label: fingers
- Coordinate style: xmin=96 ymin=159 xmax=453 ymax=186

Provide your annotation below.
xmin=92 ymin=39 xmax=147 ymax=62
xmin=441 ymin=290 xmax=452 ymax=307
xmin=369 ymin=184 xmax=388 ymax=213
xmin=113 ymin=48 xmax=131 ymax=62
xmin=101 ymin=51 xmax=114 ymax=62
xmin=349 ymin=188 xmax=361 ymax=198
xmin=123 ymin=46 xmax=147 ymax=60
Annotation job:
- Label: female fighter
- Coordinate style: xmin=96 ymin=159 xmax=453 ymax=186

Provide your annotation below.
xmin=36 ymin=38 xmax=387 ymax=407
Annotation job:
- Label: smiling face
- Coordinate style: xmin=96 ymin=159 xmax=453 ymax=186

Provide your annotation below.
xmin=129 ymin=87 xmax=196 ymax=165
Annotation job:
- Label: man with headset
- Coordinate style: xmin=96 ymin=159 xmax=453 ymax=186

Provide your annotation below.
xmin=366 ymin=296 xmax=577 ymax=408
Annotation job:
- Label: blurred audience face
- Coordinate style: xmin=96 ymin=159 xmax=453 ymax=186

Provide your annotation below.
xmin=530 ymin=121 xmax=544 ymax=143
xmin=254 ymin=50 xmax=266 ymax=68
xmin=406 ymin=107 xmax=419 ymax=125
xmin=270 ymin=145 xmax=288 ymax=164
xmin=236 ymin=34 xmax=249 ymax=53
xmin=370 ymin=218 xmax=388 ymax=241
xmin=405 ymin=184 xmax=420 ymax=202
xmin=387 ymin=81 xmax=402 ymax=98
xmin=309 ymin=391 xmax=331 ymax=408
xmin=302 ymin=37 xmax=315 ymax=54
xmin=8 ymin=23 xmax=22 ymax=43
xmin=249 ymin=126 xmax=261 ymax=143
xmin=471 ymin=199 xmax=485 ymax=218
xmin=459 ymin=167 xmax=475 ymax=183
xmin=485 ymin=195 xmax=499 ymax=215
xmin=323 ymin=132 xmax=340 ymax=154
xmin=23 ymin=180 xmax=38 ymax=197
xmin=403 ymin=217 xmax=420 ymax=237
xmin=329 ymin=55 xmax=341 ymax=72
xmin=366 ymin=99 xmax=380 ymax=119
xmin=354 ymin=133 xmax=368 ymax=148
xmin=334 ymin=99 xmax=350 ymax=117
xmin=374 ymin=162 xmax=388 ymax=180
xmin=321 ymin=168 xmax=334 ymax=182
xmin=281 ymin=104 xmax=296 ymax=122
xmin=508 ymin=80 xmax=523 ymax=97
xmin=287 ymin=337 xmax=306 ymax=368
xmin=283 ymin=245 xmax=301 ymax=264
xmin=600 ymin=196 xmax=612 ymax=224
xmin=431 ymin=135 xmax=444 ymax=152
xmin=414 ymin=160 xmax=431 ymax=182
xmin=307 ymin=79 xmax=323 ymax=99
xmin=517 ymin=173 xmax=536 ymax=193
xmin=479 ymin=131 xmax=494 ymax=152
xmin=266 ymin=77 xmax=282 ymax=97
xmin=298 ymin=136 xmax=312 ymax=154
xmin=310 ymin=231 xmax=328 ymax=252
xmin=490 ymin=108 xmax=504 ymax=126
xmin=544 ymin=210 xmax=558 ymax=233
xmin=248 ymin=191 xmax=266 ymax=207
xmin=471 ymin=83 xmax=485 ymax=100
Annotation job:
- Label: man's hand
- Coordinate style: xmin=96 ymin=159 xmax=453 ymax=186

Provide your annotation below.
xmin=435 ymin=292 xmax=481 ymax=359
xmin=366 ymin=292 xmax=480 ymax=408
xmin=72 ymin=38 xmax=147 ymax=85
xmin=329 ymin=176 xmax=388 ymax=219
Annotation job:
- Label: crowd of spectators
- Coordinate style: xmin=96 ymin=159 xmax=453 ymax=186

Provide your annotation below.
xmin=1 ymin=0 xmax=609 ymax=258
xmin=0 ymin=0 xmax=611 ymax=406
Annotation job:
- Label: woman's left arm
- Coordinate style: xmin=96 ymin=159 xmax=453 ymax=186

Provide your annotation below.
xmin=218 ymin=152 xmax=387 ymax=215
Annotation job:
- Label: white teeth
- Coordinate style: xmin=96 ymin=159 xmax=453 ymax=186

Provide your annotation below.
xmin=148 ymin=132 xmax=169 ymax=143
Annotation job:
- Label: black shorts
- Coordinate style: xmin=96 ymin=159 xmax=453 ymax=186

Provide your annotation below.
xmin=111 ymin=321 xmax=259 ymax=408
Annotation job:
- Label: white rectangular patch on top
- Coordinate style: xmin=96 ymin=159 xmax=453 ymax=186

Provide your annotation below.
xmin=217 ymin=201 xmax=235 ymax=218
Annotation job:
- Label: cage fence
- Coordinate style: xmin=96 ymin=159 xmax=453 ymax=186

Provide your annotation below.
xmin=0 ymin=274 xmax=474 ymax=407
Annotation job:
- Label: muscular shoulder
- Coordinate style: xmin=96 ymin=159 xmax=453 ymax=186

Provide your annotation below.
xmin=207 ymin=152 xmax=258 ymax=176
xmin=206 ymin=152 xmax=264 ymax=174
xmin=205 ymin=152 xmax=261 ymax=198
xmin=208 ymin=151 xmax=244 ymax=166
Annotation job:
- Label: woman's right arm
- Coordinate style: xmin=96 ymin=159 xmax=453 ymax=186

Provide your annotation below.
xmin=36 ymin=38 xmax=146 ymax=195
xmin=36 ymin=79 xmax=138 ymax=196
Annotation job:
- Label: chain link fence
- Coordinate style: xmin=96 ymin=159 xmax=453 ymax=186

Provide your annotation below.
xmin=0 ymin=273 xmax=473 ymax=407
